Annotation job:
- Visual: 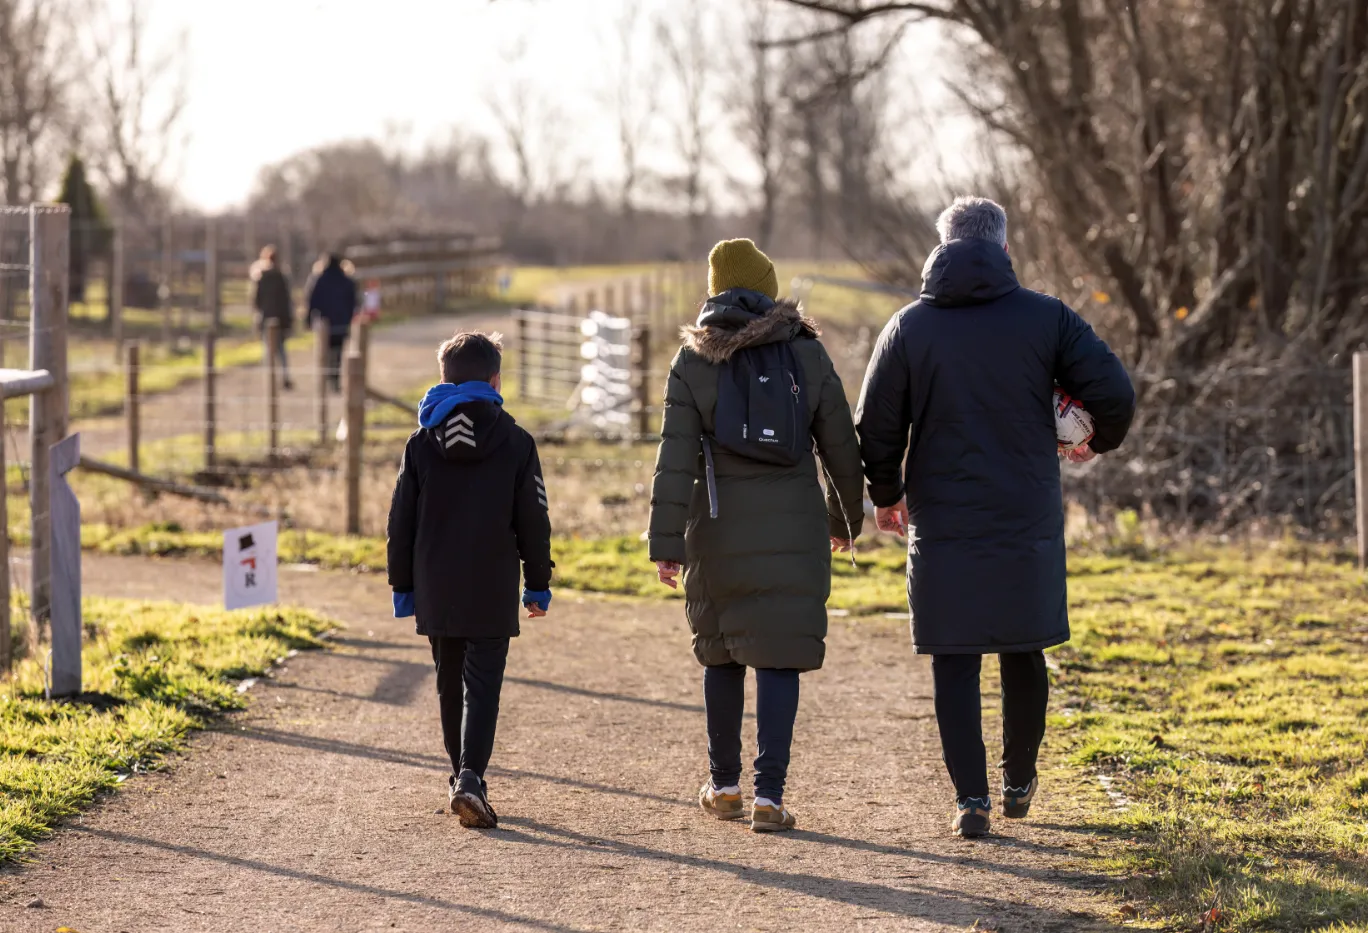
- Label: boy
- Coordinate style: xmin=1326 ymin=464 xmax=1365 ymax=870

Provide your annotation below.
xmin=387 ymin=331 xmax=553 ymax=829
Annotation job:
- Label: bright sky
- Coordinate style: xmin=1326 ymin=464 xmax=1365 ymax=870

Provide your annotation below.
xmin=153 ymin=0 xmax=961 ymax=211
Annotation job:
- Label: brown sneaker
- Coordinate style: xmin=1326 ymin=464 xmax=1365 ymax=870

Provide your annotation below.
xmin=1002 ymin=776 xmax=1038 ymax=819
xmin=953 ymin=798 xmax=991 ymax=838
xmin=751 ymin=800 xmax=797 ymax=833
xmin=699 ymin=782 xmax=745 ymax=821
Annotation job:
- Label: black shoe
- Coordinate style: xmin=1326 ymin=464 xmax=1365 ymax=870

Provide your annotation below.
xmin=1002 ymin=776 xmax=1038 ymax=819
xmin=953 ymin=797 xmax=991 ymax=838
xmin=283 ymin=378 xmax=295 ymax=391
xmin=450 ymin=772 xmax=497 ymax=829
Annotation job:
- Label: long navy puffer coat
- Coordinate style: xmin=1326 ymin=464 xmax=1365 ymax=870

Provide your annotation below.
xmin=856 ymin=238 xmax=1135 ymax=654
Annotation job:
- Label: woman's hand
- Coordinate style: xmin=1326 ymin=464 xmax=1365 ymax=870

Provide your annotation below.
xmin=876 ymin=499 xmax=909 ymax=536
xmin=830 ymin=537 xmax=853 ymax=553
xmin=656 ymin=561 xmax=682 ymax=589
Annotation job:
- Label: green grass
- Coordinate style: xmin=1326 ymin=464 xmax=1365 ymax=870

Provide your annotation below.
xmin=0 ymin=598 xmax=335 ymax=862
xmin=1055 ymin=545 xmax=1368 ymax=931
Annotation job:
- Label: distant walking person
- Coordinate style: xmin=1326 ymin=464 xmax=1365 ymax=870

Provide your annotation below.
xmin=305 ymin=253 xmax=358 ymax=392
xmin=251 ymin=246 xmax=294 ymax=390
xmin=386 ymin=332 xmax=554 ymax=827
xmin=856 ymin=197 xmax=1135 ymax=838
xmin=648 ymin=238 xmax=865 ymax=833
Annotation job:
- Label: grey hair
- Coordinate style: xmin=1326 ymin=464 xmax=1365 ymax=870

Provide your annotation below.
xmin=936 ymin=196 xmax=1008 ymax=247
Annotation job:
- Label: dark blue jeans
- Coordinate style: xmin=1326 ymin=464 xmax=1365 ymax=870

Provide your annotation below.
xmin=430 ymin=636 xmax=509 ymax=789
xmin=704 ymin=662 xmax=801 ymax=803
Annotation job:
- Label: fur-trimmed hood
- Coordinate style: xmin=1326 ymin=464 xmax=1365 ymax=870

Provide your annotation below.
xmin=680 ymin=290 xmax=821 ymax=364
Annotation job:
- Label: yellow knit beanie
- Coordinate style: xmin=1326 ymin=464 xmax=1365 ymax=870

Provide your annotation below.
xmin=707 ymin=238 xmax=779 ymax=300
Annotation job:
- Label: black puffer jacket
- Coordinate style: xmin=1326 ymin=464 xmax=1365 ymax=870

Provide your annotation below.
xmin=386 ymin=400 xmax=552 ymax=638
xmin=856 ymin=238 xmax=1135 ymax=654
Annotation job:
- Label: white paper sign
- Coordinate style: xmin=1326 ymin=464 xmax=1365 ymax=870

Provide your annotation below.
xmin=223 ymin=521 xmax=278 ymax=611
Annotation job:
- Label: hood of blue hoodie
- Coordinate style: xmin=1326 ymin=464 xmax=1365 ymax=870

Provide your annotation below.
xmin=417 ymin=381 xmax=511 ymax=462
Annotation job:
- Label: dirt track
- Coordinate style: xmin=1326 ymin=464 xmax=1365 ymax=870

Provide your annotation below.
xmin=0 ymin=553 xmax=1123 ymax=932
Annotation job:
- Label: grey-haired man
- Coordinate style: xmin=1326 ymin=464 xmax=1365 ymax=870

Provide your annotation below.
xmin=855 ymin=196 xmax=1136 ymax=837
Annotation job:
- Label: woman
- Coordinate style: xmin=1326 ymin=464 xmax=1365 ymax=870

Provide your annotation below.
xmin=251 ymin=246 xmax=294 ymax=390
xmin=647 ymin=238 xmax=865 ymax=832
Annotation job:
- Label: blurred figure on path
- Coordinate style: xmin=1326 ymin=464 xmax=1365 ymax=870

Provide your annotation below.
xmin=305 ymin=252 xmax=358 ymax=392
xmin=251 ymin=245 xmax=294 ymax=390
xmin=856 ymin=196 xmax=1136 ymax=839
xmin=648 ymin=238 xmax=865 ymax=834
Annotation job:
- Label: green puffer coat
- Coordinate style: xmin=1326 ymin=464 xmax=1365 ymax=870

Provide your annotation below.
xmin=647 ymin=293 xmax=866 ymax=672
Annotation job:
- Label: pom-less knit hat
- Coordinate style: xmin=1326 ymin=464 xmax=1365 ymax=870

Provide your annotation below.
xmin=707 ymin=238 xmax=779 ymax=301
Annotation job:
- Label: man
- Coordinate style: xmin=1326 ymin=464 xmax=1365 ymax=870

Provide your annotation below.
xmin=855 ymin=196 xmax=1135 ymax=838
xmin=252 ymin=246 xmax=294 ymax=390
xmin=305 ymin=253 xmax=359 ymax=392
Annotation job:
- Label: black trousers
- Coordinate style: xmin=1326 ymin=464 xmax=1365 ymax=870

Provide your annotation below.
xmin=931 ymin=651 xmax=1049 ymax=803
xmin=429 ymin=636 xmax=509 ymax=786
xmin=703 ymin=663 xmax=801 ymax=803
xmin=326 ymin=332 xmax=348 ymax=391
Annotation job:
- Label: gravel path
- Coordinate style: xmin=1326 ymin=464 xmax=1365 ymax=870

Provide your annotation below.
xmin=0 ymin=553 xmax=1123 ymax=932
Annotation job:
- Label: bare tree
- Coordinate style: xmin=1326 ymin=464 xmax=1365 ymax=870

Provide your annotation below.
xmin=602 ymin=0 xmax=656 ymax=223
xmin=731 ymin=0 xmax=790 ymax=249
xmin=777 ymin=0 xmax=1368 ymax=369
xmin=656 ymin=2 xmax=714 ymax=255
xmin=81 ymin=0 xmax=187 ymax=224
xmin=484 ymin=43 xmax=572 ymax=224
xmin=0 ymin=0 xmax=70 ymax=203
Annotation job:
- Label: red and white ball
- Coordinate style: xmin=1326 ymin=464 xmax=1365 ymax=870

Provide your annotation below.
xmin=1054 ymin=388 xmax=1095 ymax=451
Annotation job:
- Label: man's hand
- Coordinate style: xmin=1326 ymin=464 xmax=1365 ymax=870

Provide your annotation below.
xmin=656 ymin=560 xmax=682 ymax=589
xmin=830 ymin=537 xmax=853 ymax=553
xmin=1064 ymin=444 xmax=1097 ymax=463
xmin=876 ymin=499 xmax=909 ymax=536
xmin=525 ymin=604 xmax=547 ymax=618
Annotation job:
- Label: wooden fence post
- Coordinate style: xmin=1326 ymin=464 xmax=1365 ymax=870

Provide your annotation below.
xmin=126 ymin=342 xmax=140 ymax=473
xmin=204 ymin=332 xmax=217 ymax=469
xmin=0 ymin=396 xmax=9 ymax=673
xmin=315 ymin=316 xmax=330 ymax=445
xmin=344 ymin=352 xmax=364 ymax=534
xmin=517 ymin=312 xmax=529 ymax=402
xmin=205 ymin=217 xmax=220 ymax=334
xmin=110 ymin=222 xmax=124 ymax=357
xmin=266 ymin=318 xmax=280 ymax=460
xmin=1355 ymin=351 xmax=1368 ymax=569
xmin=49 ymin=434 xmax=81 ymax=697
xmin=160 ymin=215 xmax=173 ymax=346
xmin=351 ymin=314 xmax=371 ymax=384
xmin=28 ymin=204 xmax=69 ymax=641
xmin=634 ymin=324 xmax=652 ymax=438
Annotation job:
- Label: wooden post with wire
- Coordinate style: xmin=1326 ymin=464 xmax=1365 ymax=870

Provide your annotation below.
xmin=1355 ymin=351 xmax=1368 ymax=569
xmin=634 ymin=323 xmax=652 ymax=438
xmin=203 ymin=332 xmax=217 ymax=469
xmin=0 ymin=395 xmax=9 ymax=673
xmin=266 ymin=318 xmax=280 ymax=460
xmin=160 ymin=215 xmax=173 ymax=346
xmin=344 ymin=351 xmax=364 ymax=534
xmin=517 ymin=311 xmax=529 ymax=402
xmin=110 ymin=222 xmax=124 ymax=357
xmin=315 ymin=316 xmax=329 ymax=445
xmin=125 ymin=342 xmax=140 ymax=473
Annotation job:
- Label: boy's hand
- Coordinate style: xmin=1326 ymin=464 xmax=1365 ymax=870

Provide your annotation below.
xmin=522 ymin=588 xmax=552 ymax=618
xmin=656 ymin=561 xmax=682 ymax=589
xmin=830 ymin=537 xmax=853 ymax=553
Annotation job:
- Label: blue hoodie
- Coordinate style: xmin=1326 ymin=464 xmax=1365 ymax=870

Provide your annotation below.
xmin=417 ymin=380 xmax=504 ymax=428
